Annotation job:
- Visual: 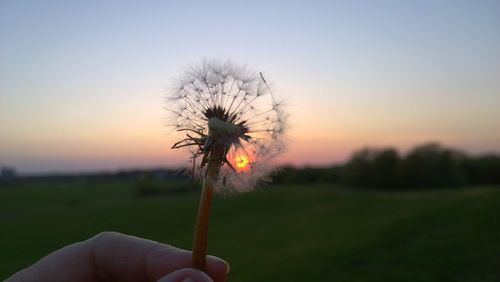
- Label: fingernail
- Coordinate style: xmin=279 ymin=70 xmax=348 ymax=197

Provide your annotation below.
xmin=156 ymin=268 xmax=213 ymax=282
xmin=223 ymin=260 xmax=230 ymax=274
xmin=208 ymin=255 xmax=230 ymax=275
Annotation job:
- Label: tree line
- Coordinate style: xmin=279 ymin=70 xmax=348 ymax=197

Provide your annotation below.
xmin=2 ymin=143 xmax=498 ymax=191
xmin=274 ymin=143 xmax=500 ymax=189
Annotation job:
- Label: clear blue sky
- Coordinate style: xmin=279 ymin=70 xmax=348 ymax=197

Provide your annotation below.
xmin=1 ymin=0 xmax=499 ymax=174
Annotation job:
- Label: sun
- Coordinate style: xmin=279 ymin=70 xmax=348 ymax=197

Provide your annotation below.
xmin=235 ymin=155 xmax=250 ymax=171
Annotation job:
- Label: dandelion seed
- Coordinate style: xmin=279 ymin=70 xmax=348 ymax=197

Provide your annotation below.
xmin=167 ymin=60 xmax=287 ymax=192
xmin=166 ymin=59 xmax=288 ymax=271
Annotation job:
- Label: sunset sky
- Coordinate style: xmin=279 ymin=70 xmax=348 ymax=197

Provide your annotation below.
xmin=1 ymin=0 xmax=499 ymax=174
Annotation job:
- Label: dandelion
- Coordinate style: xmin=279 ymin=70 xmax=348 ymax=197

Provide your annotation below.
xmin=166 ymin=60 xmax=287 ymax=271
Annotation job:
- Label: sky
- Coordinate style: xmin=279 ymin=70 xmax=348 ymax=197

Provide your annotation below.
xmin=1 ymin=0 xmax=499 ymax=174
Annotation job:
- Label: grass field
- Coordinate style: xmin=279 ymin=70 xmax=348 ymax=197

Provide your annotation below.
xmin=1 ymin=179 xmax=499 ymax=281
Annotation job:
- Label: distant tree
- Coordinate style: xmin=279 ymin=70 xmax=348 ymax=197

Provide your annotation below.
xmin=1 ymin=167 xmax=17 ymax=179
xmin=271 ymin=143 xmax=499 ymax=189
xmin=341 ymin=148 xmax=376 ymax=187
xmin=0 ymin=167 xmax=17 ymax=186
xmin=464 ymin=155 xmax=500 ymax=185
xmin=369 ymin=148 xmax=400 ymax=188
xmin=397 ymin=143 xmax=467 ymax=188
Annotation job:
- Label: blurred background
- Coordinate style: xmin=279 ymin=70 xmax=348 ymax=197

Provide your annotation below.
xmin=1 ymin=1 xmax=499 ymax=281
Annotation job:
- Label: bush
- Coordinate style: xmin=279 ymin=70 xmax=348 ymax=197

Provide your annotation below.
xmin=134 ymin=173 xmax=198 ymax=197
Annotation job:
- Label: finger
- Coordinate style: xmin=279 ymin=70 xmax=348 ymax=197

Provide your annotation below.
xmin=156 ymin=268 xmax=213 ymax=282
xmin=7 ymin=240 xmax=98 ymax=282
xmin=145 ymin=246 xmax=228 ymax=282
xmin=92 ymin=232 xmax=228 ymax=282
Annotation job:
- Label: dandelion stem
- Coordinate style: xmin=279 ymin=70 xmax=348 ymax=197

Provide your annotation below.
xmin=192 ymin=151 xmax=222 ymax=271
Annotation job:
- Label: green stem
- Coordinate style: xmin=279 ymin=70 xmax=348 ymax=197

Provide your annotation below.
xmin=192 ymin=152 xmax=221 ymax=271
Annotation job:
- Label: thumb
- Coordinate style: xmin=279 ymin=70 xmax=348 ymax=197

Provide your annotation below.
xmin=157 ymin=268 xmax=214 ymax=282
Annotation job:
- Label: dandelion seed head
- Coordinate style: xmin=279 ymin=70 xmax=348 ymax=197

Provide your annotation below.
xmin=166 ymin=60 xmax=288 ymax=193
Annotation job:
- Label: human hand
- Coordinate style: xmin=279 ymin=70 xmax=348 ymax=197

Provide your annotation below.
xmin=7 ymin=232 xmax=229 ymax=282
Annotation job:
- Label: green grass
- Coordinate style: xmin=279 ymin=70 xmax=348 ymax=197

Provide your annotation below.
xmin=1 ymin=180 xmax=499 ymax=281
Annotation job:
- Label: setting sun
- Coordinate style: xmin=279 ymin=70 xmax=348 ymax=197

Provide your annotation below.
xmin=235 ymin=155 xmax=250 ymax=171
